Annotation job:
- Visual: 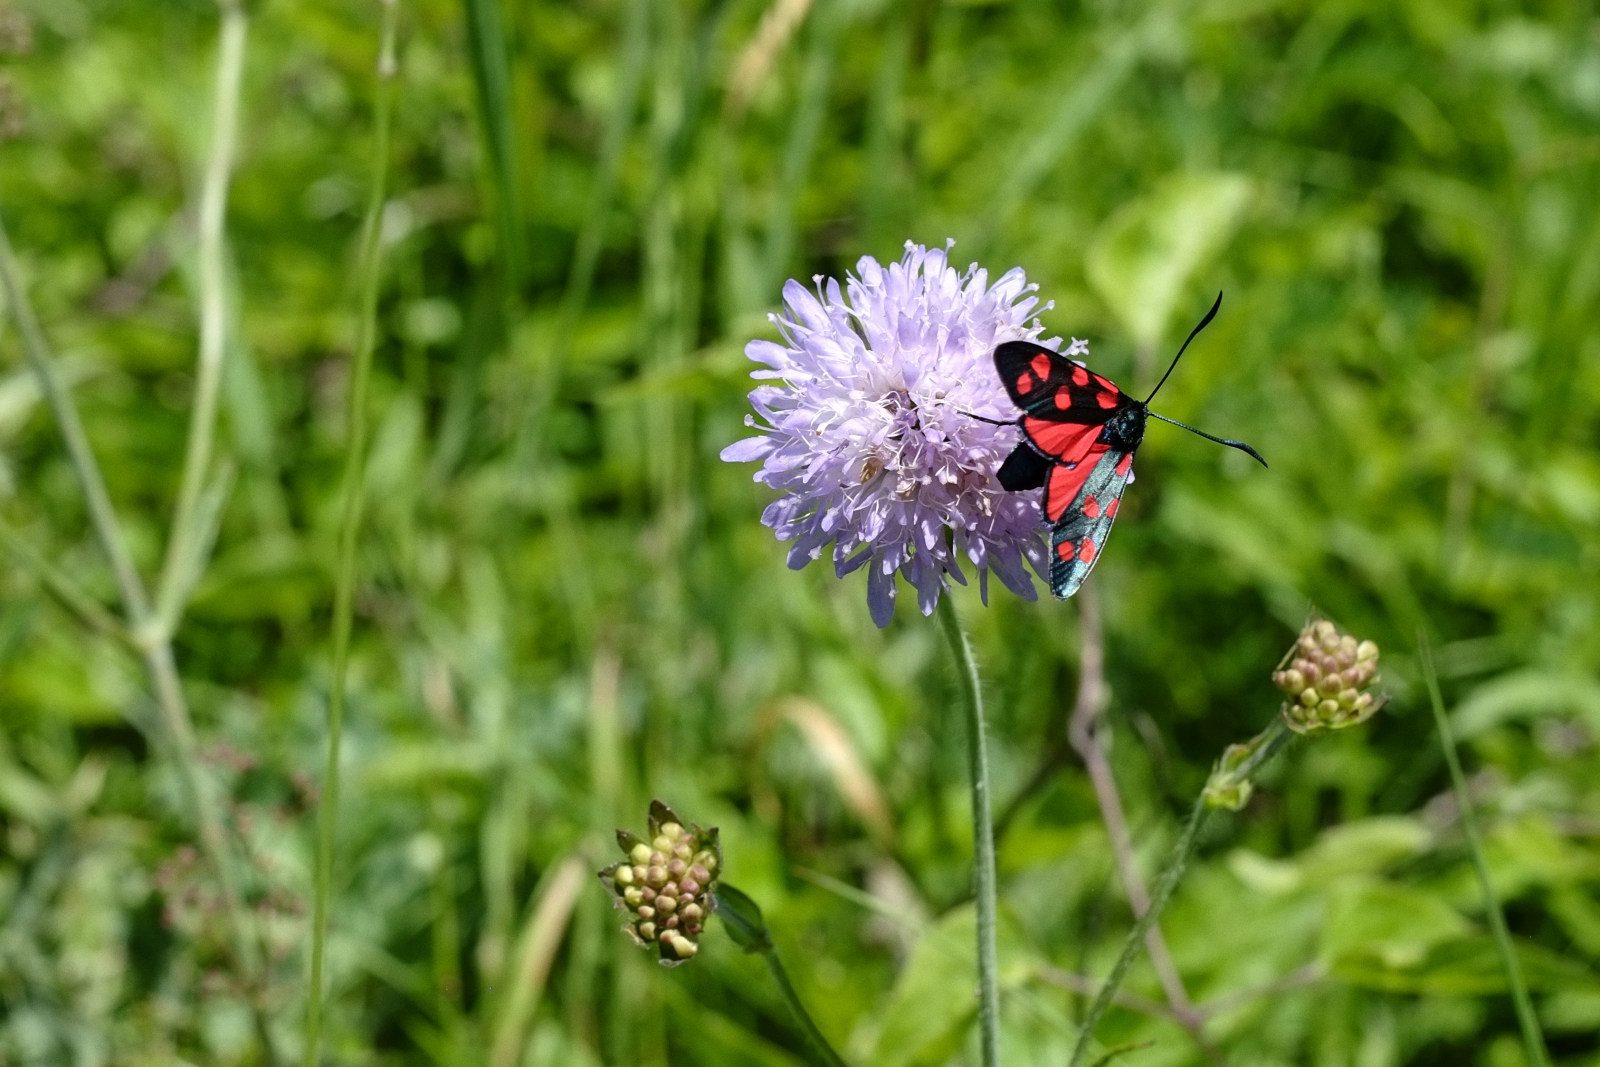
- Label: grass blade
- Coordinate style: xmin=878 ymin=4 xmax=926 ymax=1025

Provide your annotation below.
xmin=461 ymin=0 xmax=526 ymax=293
xmin=304 ymin=4 xmax=402 ymax=1062
xmin=1418 ymin=634 xmax=1551 ymax=1067
xmin=155 ymin=0 xmax=247 ymax=636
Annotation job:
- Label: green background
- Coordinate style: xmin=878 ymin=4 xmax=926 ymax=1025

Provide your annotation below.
xmin=2 ymin=0 xmax=1598 ymax=1063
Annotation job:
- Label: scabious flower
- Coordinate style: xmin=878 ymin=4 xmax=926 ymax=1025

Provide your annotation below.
xmin=599 ymin=801 xmax=721 ymax=966
xmin=721 ymin=240 xmax=1064 ymax=626
xmin=1273 ymin=619 xmax=1383 ymax=733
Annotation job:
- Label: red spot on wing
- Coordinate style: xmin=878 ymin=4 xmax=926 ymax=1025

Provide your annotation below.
xmin=1078 ymin=538 xmax=1097 ymax=562
xmin=1023 ymin=417 xmax=1102 ymax=463
xmin=1071 ymin=365 xmax=1090 ymax=386
xmin=1107 ymin=498 xmax=1119 ymax=518
xmin=1096 ymin=390 xmax=1118 ymax=409
xmin=1082 ymin=495 xmax=1100 ymax=518
xmin=1115 ymin=453 xmax=1134 ymax=477
xmin=1016 ymin=372 xmax=1033 ymax=395
xmin=1053 ymin=388 xmax=1073 ymax=410
xmin=1056 ymin=540 xmax=1076 ymax=562
xmin=1044 ymin=446 xmax=1108 ymax=522
xmin=1030 ymin=353 xmax=1053 ymax=379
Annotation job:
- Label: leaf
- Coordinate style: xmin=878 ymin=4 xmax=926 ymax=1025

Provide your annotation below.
xmin=871 ymin=906 xmax=979 ymax=1067
xmin=1451 ymin=669 xmax=1600 ymax=739
xmin=1084 ymin=171 xmax=1253 ymax=350
xmin=1297 ymin=816 xmax=1432 ymax=882
xmin=714 ymin=883 xmax=774 ymax=954
xmin=1321 ymin=880 xmax=1472 ymax=971
xmin=1332 ymin=935 xmax=1600 ymax=997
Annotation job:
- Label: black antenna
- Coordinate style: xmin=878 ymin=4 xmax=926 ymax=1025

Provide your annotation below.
xmin=1148 ymin=412 xmax=1268 ymax=467
xmin=1144 ymin=291 xmax=1223 ymax=405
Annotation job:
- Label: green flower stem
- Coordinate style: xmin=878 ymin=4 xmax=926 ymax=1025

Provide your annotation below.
xmin=716 ymin=884 xmax=851 ymax=1067
xmin=1069 ymin=717 xmax=1293 ymax=1067
xmin=303 ymin=5 xmax=400 ymax=1064
xmin=935 ymin=595 xmax=1001 ymax=1067
xmin=762 ymin=946 xmax=852 ymax=1067
xmin=1419 ymin=637 xmax=1550 ymax=1067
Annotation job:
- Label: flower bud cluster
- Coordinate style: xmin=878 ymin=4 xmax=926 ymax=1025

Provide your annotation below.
xmin=1273 ymin=619 xmax=1382 ymax=733
xmin=599 ymin=801 xmax=720 ymax=967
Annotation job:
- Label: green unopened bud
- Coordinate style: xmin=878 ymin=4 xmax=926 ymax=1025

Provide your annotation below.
xmin=1277 ymin=619 xmax=1385 ymax=734
xmin=1204 ymin=736 xmax=1266 ymax=811
xmin=600 ymin=799 xmax=723 ymax=966
xmin=1204 ymin=777 xmax=1254 ymax=811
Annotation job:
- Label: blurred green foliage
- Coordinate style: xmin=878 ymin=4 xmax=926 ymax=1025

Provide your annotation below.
xmin=2 ymin=0 xmax=1599 ymax=1063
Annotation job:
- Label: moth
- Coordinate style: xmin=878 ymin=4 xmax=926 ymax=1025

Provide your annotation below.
xmin=986 ymin=294 xmax=1267 ymax=598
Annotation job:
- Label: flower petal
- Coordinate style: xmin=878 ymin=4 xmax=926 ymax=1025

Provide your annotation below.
xmin=868 ymin=563 xmax=897 ymax=628
xmin=720 ymin=436 xmax=775 ymax=463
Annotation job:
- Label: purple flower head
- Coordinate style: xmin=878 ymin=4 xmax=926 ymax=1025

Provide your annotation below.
xmin=722 ymin=240 xmax=1075 ymax=627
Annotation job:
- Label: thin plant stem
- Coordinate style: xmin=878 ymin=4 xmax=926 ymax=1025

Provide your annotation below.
xmin=1034 ymin=964 xmax=1186 ymax=1025
xmin=0 ymin=216 xmax=150 ymax=626
xmin=762 ymin=947 xmax=852 ymax=1067
xmin=303 ymin=5 xmax=400 ymax=1063
xmin=1066 ymin=589 xmax=1224 ymax=1065
xmin=935 ymin=595 xmax=1001 ymax=1067
xmin=0 ymin=209 xmax=272 ymax=1057
xmin=1069 ymin=718 xmax=1293 ymax=1067
xmin=1419 ymin=636 xmax=1550 ymax=1067
xmin=1067 ymin=590 xmax=1193 ymax=1007
xmin=0 ymin=517 xmax=133 ymax=647
xmin=716 ymin=883 xmax=851 ymax=1067
xmin=156 ymin=0 xmax=247 ymax=634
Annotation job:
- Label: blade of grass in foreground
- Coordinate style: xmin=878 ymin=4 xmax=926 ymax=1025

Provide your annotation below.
xmin=1419 ymin=634 xmax=1551 ymax=1067
xmin=461 ymin=0 xmax=525 ymax=294
xmin=304 ymin=4 xmax=401 ymax=1063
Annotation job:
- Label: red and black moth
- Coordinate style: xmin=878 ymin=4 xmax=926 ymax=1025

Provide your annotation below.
xmin=981 ymin=293 xmax=1266 ymax=599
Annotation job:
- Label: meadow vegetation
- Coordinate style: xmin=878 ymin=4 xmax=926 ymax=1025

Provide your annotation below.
xmin=2 ymin=0 xmax=1599 ymax=1064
